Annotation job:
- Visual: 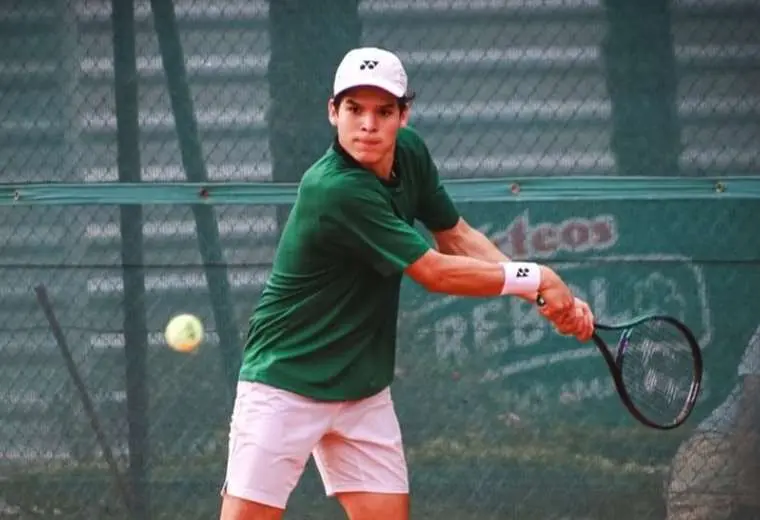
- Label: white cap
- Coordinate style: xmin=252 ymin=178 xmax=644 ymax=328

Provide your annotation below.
xmin=333 ymin=47 xmax=408 ymax=98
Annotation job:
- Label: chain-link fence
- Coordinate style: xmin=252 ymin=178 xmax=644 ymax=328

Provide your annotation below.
xmin=1 ymin=0 xmax=759 ymax=519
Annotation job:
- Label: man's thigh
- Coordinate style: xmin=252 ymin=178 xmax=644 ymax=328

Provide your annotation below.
xmin=222 ymin=382 xmax=338 ymax=511
xmin=312 ymin=387 xmax=409 ymax=519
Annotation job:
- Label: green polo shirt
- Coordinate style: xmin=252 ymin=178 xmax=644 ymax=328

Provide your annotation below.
xmin=238 ymin=126 xmax=460 ymax=400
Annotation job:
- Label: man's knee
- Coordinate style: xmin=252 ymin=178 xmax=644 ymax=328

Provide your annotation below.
xmin=219 ymin=493 xmax=284 ymax=520
xmin=336 ymin=491 xmax=409 ymax=520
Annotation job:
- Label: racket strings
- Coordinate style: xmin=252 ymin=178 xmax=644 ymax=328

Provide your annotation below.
xmin=618 ymin=320 xmax=696 ymax=424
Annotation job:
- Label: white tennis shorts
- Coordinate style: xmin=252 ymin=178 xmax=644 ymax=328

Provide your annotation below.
xmin=221 ymin=381 xmax=409 ymax=509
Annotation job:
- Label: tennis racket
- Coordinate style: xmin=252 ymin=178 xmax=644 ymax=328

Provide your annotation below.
xmin=538 ymin=297 xmax=703 ymax=430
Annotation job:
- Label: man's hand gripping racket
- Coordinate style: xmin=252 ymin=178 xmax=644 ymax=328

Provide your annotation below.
xmin=536 ymin=271 xmax=703 ymax=431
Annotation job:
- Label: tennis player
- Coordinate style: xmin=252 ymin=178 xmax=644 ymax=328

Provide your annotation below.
xmin=219 ymin=47 xmax=595 ymax=520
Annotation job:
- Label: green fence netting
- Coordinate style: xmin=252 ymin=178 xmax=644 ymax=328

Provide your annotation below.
xmin=1 ymin=0 xmax=759 ymax=519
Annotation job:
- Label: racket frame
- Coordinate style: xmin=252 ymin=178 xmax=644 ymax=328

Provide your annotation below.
xmin=592 ymin=315 xmax=703 ymax=430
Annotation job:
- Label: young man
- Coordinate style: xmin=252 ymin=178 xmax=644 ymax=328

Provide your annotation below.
xmin=219 ymin=47 xmax=595 ymax=520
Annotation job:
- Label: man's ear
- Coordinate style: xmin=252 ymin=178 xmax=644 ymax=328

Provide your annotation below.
xmin=327 ymin=98 xmax=338 ymax=127
xmin=399 ymin=105 xmax=411 ymax=128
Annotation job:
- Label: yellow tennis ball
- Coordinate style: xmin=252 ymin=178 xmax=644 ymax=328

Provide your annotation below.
xmin=164 ymin=314 xmax=204 ymax=352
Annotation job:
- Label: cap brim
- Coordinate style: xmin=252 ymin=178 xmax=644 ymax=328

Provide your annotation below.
xmin=334 ymin=77 xmax=406 ymax=98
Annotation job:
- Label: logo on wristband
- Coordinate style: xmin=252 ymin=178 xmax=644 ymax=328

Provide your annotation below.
xmin=516 ymin=268 xmax=531 ymax=278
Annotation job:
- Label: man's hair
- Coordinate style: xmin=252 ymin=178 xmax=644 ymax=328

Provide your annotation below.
xmin=332 ymin=89 xmax=416 ymax=111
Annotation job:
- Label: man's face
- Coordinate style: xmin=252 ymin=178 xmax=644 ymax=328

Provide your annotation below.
xmin=328 ymin=86 xmax=409 ymax=171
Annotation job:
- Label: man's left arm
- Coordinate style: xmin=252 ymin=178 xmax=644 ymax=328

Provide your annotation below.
xmin=410 ymin=129 xmax=588 ymax=329
xmin=432 ymin=217 xmax=510 ymax=263
xmin=432 ymin=218 xmax=538 ymax=302
xmin=432 ymin=217 xmax=593 ymax=335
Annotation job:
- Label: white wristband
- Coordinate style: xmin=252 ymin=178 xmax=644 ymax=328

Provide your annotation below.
xmin=500 ymin=262 xmax=541 ymax=296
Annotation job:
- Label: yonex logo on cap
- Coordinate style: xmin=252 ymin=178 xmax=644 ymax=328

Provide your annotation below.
xmin=333 ymin=47 xmax=408 ymax=98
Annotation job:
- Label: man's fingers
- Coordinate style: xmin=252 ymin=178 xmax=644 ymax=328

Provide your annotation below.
xmin=539 ymin=299 xmax=574 ymax=320
xmin=538 ymin=305 xmax=562 ymax=320
xmin=538 ymin=294 xmax=596 ymax=340
xmin=553 ymin=314 xmax=579 ymax=335
xmin=546 ymin=299 xmax=596 ymax=340
xmin=575 ymin=300 xmax=595 ymax=342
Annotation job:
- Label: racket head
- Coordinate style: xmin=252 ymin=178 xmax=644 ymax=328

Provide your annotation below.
xmin=594 ymin=315 xmax=703 ymax=430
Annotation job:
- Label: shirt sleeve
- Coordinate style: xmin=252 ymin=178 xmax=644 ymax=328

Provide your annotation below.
xmin=321 ymin=177 xmax=433 ymax=277
xmin=409 ymin=130 xmax=460 ymax=232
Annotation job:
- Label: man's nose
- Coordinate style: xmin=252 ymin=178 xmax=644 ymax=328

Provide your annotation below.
xmin=360 ymin=113 xmax=378 ymax=132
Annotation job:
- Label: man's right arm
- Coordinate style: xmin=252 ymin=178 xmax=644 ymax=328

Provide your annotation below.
xmin=405 ymin=249 xmax=594 ymax=341
xmin=319 ymin=177 xmax=588 ymax=339
xmin=405 ymin=248 xmax=538 ymax=297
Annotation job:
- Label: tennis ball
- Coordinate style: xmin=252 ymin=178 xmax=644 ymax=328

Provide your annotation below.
xmin=164 ymin=314 xmax=204 ymax=352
